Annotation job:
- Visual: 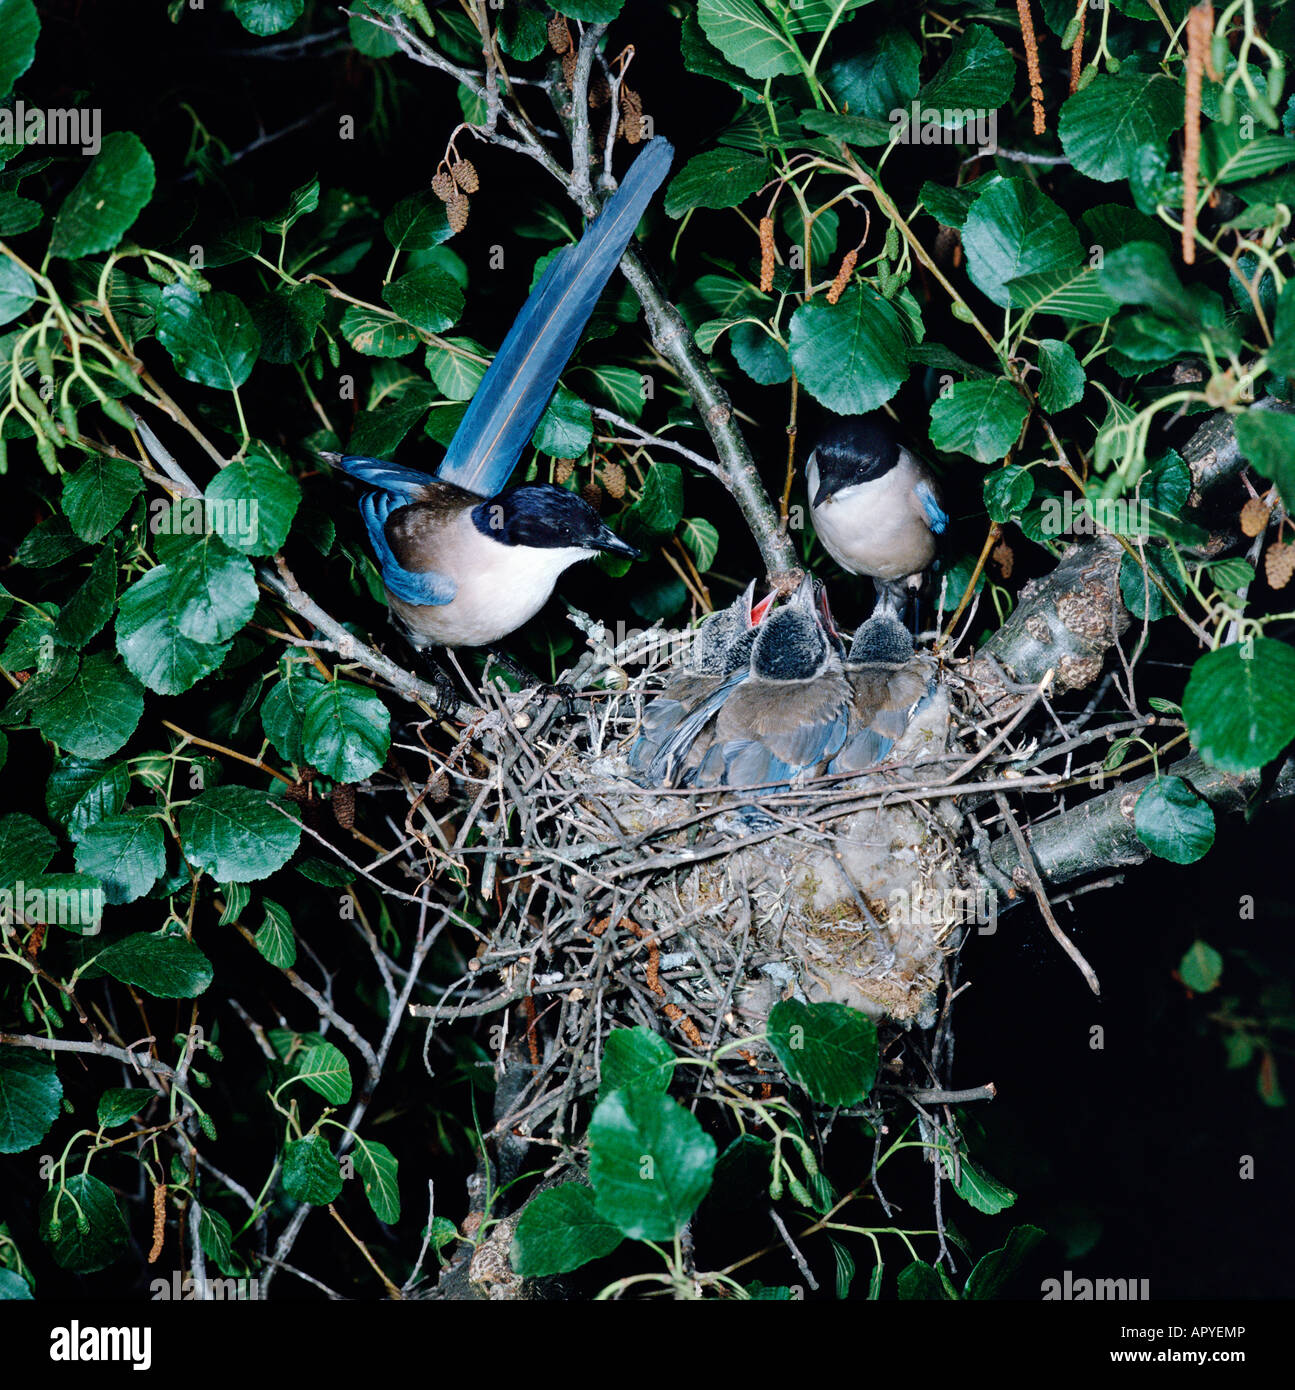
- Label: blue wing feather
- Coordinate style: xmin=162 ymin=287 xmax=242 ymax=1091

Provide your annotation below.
xmin=436 ymin=137 xmax=673 ymax=498
xmin=915 ymin=478 xmax=948 ymax=534
xmin=332 ymin=454 xmax=434 ymax=503
xmin=358 ymin=492 xmax=456 ymax=607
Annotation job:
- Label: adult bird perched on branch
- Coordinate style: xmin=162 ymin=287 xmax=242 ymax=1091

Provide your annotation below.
xmin=322 ymin=136 xmax=673 ymax=648
xmin=807 ymin=414 xmax=948 ymax=622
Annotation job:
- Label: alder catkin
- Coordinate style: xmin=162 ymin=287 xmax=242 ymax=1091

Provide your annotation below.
xmin=1265 ymin=540 xmax=1295 ymax=589
xmin=333 ymin=783 xmax=356 ymax=829
xmin=827 ymin=248 xmax=859 ymax=304
xmin=1240 ymin=496 xmax=1270 ymax=537
xmin=447 ymin=193 xmax=470 ymax=234
xmin=758 ymin=216 xmax=776 ymax=293
xmin=451 ymin=158 xmax=479 ymax=193
xmin=431 ymin=170 xmax=455 ymax=202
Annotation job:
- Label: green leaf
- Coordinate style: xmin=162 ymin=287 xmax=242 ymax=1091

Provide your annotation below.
xmin=205 ymin=449 xmax=301 ymax=556
xmin=0 ymin=0 xmax=39 ymax=101
xmin=0 ymin=191 xmax=41 ymax=235
xmin=251 ymin=282 xmax=326 ymax=364
xmin=0 ymin=1044 xmax=62 ymax=1154
xmin=39 ymin=1174 xmax=128 ymax=1272
xmin=1266 ymin=280 xmax=1295 ymax=380
xmin=511 ymin=1184 xmax=623 ymax=1277
xmin=1037 ymin=338 xmax=1085 ymax=412
xmin=47 ymin=758 xmax=130 ymax=840
xmin=557 ymin=0 xmax=623 ymax=18
xmin=263 ymin=176 xmax=319 ymax=236
xmin=167 ymin=534 xmax=257 ymax=644
xmin=578 ymin=363 xmax=645 ymax=421
xmin=962 ymin=180 xmax=1082 ymax=308
xmin=177 ymin=784 xmax=302 ymax=883
xmin=663 ymin=147 xmax=768 ymax=217
xmin=157 ymin=284 xmax=259 ymax=391
xmin=797 ymin=109 xmax=894 ymax=148
xmin=498 ymin=1 xmax=549 ymax=59
xmin=55 ymin=543 xmax=117 ymax=648
xmin=681 ymin=8 xmax=761 ymax=98
xmin=233 ymin=0 xmax=305 ymax=37
xmin=788 ymin=284 xmax=907 ymax=415
xmin=425 ymin=337 xmax=487 ymax=397
xmin=963 ymin=1225 xmax=1046 ymax=1300
xmin=767 ymin=999 xmax=878 ymax=1106
xmin=281 ymin=1134 xmax=343 ymax=1204
xmin=951 ymin=1158 xmax=1016 ymax=1214
xmin=1183 ymin=639 xmax=1295 ymax=772
xmin=1235 ymin=410 xmax=1295 ymax=512
xmin=33 ymin=652 xmax=143 ymax=759
xmin=97 ymin=1087 xmax=153 ymax=1128
xmin=384 ymin=192 xmax=452 ymax=252
xmin=1007 ymin=264 xmax=1120 ymax=322
xmin=254 ymin=898 xmax=296 ymax=969
xmin=60 ymin=454 xmax=143 ymax=543
xmin=96 ymin=932 xmax=214 ymax=999
xmin=261 ymin=664 xmax=324 ymax=765
xmin=617 ymin=463 xmax=679 ymax=548
xmin=919 ymin=24 xmax=1014 ymax=117
xmin=731 ymin=320 xmax=791 ymax=384
xmin=588 ymin=1089 xmax=716 ymax=1241
xmin=983 ymin=464 xmax=1034 ymax=523
xmin=1057 ymin=73 xmax=1183 ymax=183
xmin=697 ymin=0 xmax=801 ymax=80
xmin=599 ymin=1027 xmax=676 ymax=1101
xmin=680 ymin=517 xmax=720 ymax=573
xmin=301 ymin=680 xmax=390 ymax=782
xmin=383 ymin=263 xmax=465 ymax=333
xmin=1202 ymin=127 xmax=1295 ymax=185
xmin=532 ymin=386 xmax=593 ymax=458
xmin=0 ymin=812 xmax=56 ymax=882
xmin=1135 ymin=775 xmax=1216 ymax=864
xmin=49 ymin=131 xmax=155 ymax=258
xmin=116 ymin=565 xmax=230 ymax=695
xmin=342 ymin=305 xmax=420 ymax=359
xmin=74 ymin=811 xmax=165 ymax=904
xmin=0 ymin=257 xmax=34 ymax=326
xmin=824 ymin=27 xmax=919 ymax=122
xmin=198 ymin=1206 xmax=235 ymax=1274
xmin=929 ymin=378 xmax=1029 ymax=463
xmin=898 ymin=1260 xmax=954 ymax=1300
xmin=1179 ymin=939 xmax=1223 ymax=993
xmin=353 ymin=1138 xmax=401 ymax=1223
xmin=291 ymin=1041 xmax=353 ymax=1104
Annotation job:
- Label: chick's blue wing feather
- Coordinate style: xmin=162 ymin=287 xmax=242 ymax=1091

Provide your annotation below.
xmin=436 ymin=137 xmax=673 ymax=498
xmin=915 ymin=478 xmax=948 ymax=534
xmin=359 ymin=493 xmax=456 ymax=607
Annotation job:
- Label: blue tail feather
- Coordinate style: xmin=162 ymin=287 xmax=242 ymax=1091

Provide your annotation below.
xmin=334 ymin=454 xmax=434 ymax=502
xmin=436 ymin=137 xmax=673 ymax=498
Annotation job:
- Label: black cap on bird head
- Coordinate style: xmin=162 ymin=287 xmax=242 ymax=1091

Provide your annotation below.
xmin=751 ymin=574 xmax=833 ymax=682
xmin=809 ymin=415 xmax=902 ymax=507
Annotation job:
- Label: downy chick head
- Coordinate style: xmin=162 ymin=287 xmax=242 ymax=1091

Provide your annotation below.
xmin=849 ymin=613 xmax=916 ymax=665
xmin=687 ymin=580 xmax=774 ymax=673
xmin=750 ymin=574 xmax=835 ymax=683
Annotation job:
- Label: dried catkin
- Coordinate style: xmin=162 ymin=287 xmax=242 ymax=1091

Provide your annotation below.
xmin=451 ymin=158 xmax=479 ymax=193
xmin=827 ymin=249 xmax=858 ymax=304
xmin=148 ymin=1184 xmax=166 ymax=1264
xmin=1069 ymin=0 xmax=1087 ymax=93
xmin=547 ymin=14 xmax=571 ymax=55
xmin=1265 ymin=540 xmax=1295 ymax=589
xmin=333 ymin=782 xmax=356 ymax=829
xmin=1182 ymin=5 xmax=1213 ymax=264
xmin=447 ymin=193 xmax=470 ymax=234
xmin=1017 ymin=0 xmax=1046 ymax=134
xmin=600 ymin=460 xmax=627 ymax=498
xmin=758 ymin=216 xmax=776 ymax=293
xmin=1240 ymin=495 xmax=1271 ymax=537
xmin=431 ymin=170 xmax=455 ymax=202
xmin=619 ymin=88 xmax=644 ymax=144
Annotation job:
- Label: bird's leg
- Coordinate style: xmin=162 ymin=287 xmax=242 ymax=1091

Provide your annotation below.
xmin=483 ymin=648 xmax=577 ymax=719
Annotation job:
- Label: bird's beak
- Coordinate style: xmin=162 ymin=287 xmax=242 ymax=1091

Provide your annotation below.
xmin=750 ymin=590 xmax=777 ymax=624
xmin=791 ymin=573 xmax=817 ymax=610
xmin=593 ymin=524 xmax=640 ymax=559
xmin=808 ymin=452 xmax=834 ymax=509
xmin=814 ymin=579 xmax=841 ymax=643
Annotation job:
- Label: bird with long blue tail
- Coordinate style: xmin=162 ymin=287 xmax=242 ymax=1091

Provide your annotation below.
xmin=322 ymin=136 xmax=673 ymax=650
